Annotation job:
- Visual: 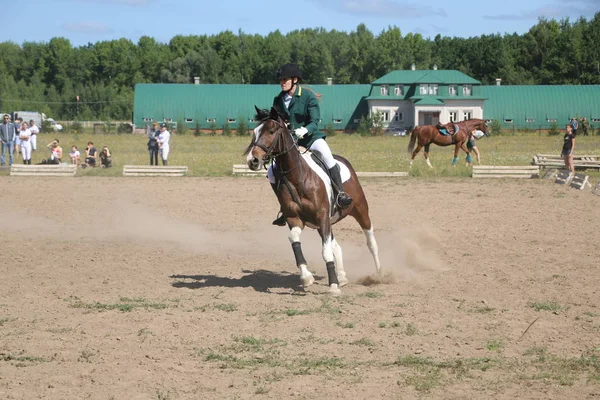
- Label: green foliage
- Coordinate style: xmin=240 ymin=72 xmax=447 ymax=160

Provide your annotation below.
xmin=176 ymin=118 xmax=187 ymax=135
xmin=548 ymin=122 xmax=560 ymax=136
xmin=489 ymin=119 xmax=502 ymax=135
xmin=209 ymin=121 xmax=218 ymax=136
xmin=325 ymin=123 xmax=336 ymax=137
xmin=2 ymin=15 xmax=600 ymax=121
xmin=69 ymin=120 xmax=84 ymax=134
xmin=236 ymin=116 xmax=248 ymax=136
xmin=222 ymin=121 xmax=232 ymax=136
xmin=194 ymin=118 xmax=202 ymax=136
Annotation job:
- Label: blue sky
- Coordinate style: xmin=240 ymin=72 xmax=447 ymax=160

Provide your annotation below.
xmin=2 ymin=0 xmax=598 ymax=47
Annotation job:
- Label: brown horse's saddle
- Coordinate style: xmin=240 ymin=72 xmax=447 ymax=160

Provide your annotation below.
xmin=436 ymin=123 xmax=459 ymax=136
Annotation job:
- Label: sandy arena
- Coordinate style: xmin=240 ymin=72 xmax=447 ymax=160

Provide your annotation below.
xmin=0 ymin=176 xmax=599 ymax=399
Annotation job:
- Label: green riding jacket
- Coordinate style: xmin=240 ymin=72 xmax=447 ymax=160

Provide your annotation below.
xmin=272 ymin=85 xmax=325 ymax=148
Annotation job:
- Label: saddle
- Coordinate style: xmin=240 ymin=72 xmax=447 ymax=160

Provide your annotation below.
xmin=436 ymin=122 xmax=458 ymax=136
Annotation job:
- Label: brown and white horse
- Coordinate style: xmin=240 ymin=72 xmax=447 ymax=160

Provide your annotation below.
xmin=407 ymin=118 xmax=489 ymax=167
xmin=244 ymin=106 xmax=381 ymax=295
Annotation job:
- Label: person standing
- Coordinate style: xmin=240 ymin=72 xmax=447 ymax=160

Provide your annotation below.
xmin=0 ymin=114 xmax=17 ymax=166
xmin=13 ymin=117 xmax=22 ymax=158
xmin=29 ymin=119 xmax=39 ymax=151
xmin=570 ymin=118 xmax=579 ymax=136
xmin=147 ymin=122 xmax=160 ymax=165
xmin=19 ymin=121 xmax=32 ymax=164
xmin=157 ymin=123 xmax=170 ymax=166
xmin=581 ymin=117 xmax=589 ymax=136
xmin=561 ymin=124 xmax=576 ymax=176
xmin=269 ymin=63 xmax=351 ymax=226
xmin=465 ymin=129 xmax=482 ymax=166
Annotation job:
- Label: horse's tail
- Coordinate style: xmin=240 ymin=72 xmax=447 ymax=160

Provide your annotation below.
xmin=407 ymin=126 xmax=419 ymax=154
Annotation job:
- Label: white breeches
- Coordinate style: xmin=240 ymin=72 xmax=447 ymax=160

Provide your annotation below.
xmin=267 ymin=138 xmax=335 ymax=184
xmin=30 ymin=135 xmax=37 ymax=150
xmin=21 ymin=141 xmax=32 ymax=160
xmin=309 ymin=139 xmax=336 ymax=168
xmin=160 ymin=146 xmax=169 ymax=160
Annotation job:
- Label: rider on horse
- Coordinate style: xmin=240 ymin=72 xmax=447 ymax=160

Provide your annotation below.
xmin=269 ymin=63 xmax=352 ymax=226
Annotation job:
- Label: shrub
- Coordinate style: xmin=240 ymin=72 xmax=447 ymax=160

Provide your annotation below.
xmin=548 ymin=122 xmax=560 ymax=136
xmin=325 ymin=123 xmax=336 ymax=137
xmin=222 ymin=121 xmax=232 ymax=136
xmin=209 ymin=121 xmax=218 ymax=136
xmin=236 ymin=116 xmax=248 ymax=136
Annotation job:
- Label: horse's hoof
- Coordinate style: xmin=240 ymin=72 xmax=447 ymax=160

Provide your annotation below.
xmin=338 ymin=275 xmax=349 ymax=287
xmin=328 ymin=284 xmax=341 ymax=296
xmin=300 ymin=274 xmax=315 ymax=288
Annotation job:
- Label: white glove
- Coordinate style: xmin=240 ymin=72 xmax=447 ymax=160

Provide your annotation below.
xmin=294 ymin=127 xmax=308 ymax=138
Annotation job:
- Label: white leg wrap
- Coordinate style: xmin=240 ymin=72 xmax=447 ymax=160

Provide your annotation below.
xmin=363 ymin=227 xmax=381 ymax=274
xmin=332 ymin=239 xmax=347 ymax=287
xmin=426 ymin=158 xmax=433 ymax=168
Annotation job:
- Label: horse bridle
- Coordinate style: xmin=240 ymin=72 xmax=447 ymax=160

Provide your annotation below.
xmin=251 ymin=117 xmax=297 ymax=166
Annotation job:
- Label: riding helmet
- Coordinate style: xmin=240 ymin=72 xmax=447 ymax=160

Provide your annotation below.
xmin=276 ymin=63 xmax=303 ymax=80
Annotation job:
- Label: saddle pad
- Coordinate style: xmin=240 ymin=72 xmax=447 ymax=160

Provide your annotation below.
xmin=301 ymin=151 xmax=351 ymax=206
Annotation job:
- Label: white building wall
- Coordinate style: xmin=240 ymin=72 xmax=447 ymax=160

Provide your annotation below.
xmin=367 ymin=100 xmax=414 ymax=129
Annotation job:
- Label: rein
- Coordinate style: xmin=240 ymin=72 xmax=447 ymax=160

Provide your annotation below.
xmin=253 ymin=118 xmax=300 ymax=175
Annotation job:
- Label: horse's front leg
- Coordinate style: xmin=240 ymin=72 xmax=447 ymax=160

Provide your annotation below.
xmin=318 ymin=224 xmax=341 ymax=296
xmin=288 ymin=225 xmax=314 ymax=288
xmin=452 ymin=143 xmax=461 ymax=166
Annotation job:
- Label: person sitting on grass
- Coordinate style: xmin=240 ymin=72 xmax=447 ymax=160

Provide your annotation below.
xmin=70 ymin=145 xmax=81 ymax=166
xmin=84 ymin=141 xmax=97 ymax=168
xmin=99 ymin=146 xmax=112 ymax=168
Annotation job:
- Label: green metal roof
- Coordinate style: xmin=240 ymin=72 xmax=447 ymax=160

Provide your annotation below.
xmin=133 ymin=83 xmax=371 ymax=130
xmin=373 ymin=70 xmax=481 ymax=85
xmin=480 ymin=85 xmax=600 ymax=126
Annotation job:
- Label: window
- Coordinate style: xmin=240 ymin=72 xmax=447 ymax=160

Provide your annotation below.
xmin=463 ymin=85 xmax=472 ymax=96
xmin=448 ymin=85 xmax=457 ymax=96
xmin=526 ymin=118 xmax=535 ymax=123
xmin=420 ymin=84 xmax=438 ymax=95
xmin=394 ymin=112 xmax=403 ymax=122
xmin=485 ymin=119 xmax=493 ymax=124
xmin=380 ymin=85 xmax=389 ymax=96
xmin=333 ymin=119 xmax=343 ymax=124
xmin=353 ymin=118 xmax=361 ymax=123
xmin=143 ymin=118 xmax=153 ymax=122
xmin=381 ymin=111 xmax=390 ymax=122
xmin=185 ymin=118 xmax=194 ymax=123
xmin=449 ymin=111 xmax=457 ymax=122
xmin=462 ymin=111 xmax=472 ymax=120
xmin=592 ymin=118 xmax=600 ymax=123
xmin=394 ymin=85 xmax=404 ymax=96
xmin=547 ymin=118 xmax=557 ymax=122
xmin=206 ymin=118 xmax=216 ymax=123
xmin=248 ymin=117 xmax=258 ymax=122
xmin=504 ymin=119 xmax=513 ymax=123
xmin=227 ymin=118 xmax=236 ymax=123
xmin=164 ymin=118 xmax=172 ymax=122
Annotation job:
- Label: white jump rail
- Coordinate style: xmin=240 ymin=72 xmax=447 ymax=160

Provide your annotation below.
xmin=533 ymin=154 xmax=600 ymax=170
xmin=10 ymin=164 xmax=77 ymax=177
xmin=472 ymin=165 xmax=540 ymax=179
xmin=232 ymin=164 xmax=408 ymax=177
xmin=122 ymin=165 xmax=188 ymax=177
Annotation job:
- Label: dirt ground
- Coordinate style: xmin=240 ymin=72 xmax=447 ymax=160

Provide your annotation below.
xmin=0 ymin=176 xmax=599 ymax=400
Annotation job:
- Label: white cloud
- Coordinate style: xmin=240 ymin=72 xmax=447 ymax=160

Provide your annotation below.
xmin=62 ymin=22 xmax=114 ymax=34
xmin=484 ymin=1 xmax=599 ymax=21
xmin=311 ymin=0 xmax=446 ymax=18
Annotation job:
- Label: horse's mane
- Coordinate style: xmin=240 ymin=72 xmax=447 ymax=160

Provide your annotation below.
xmin=303 ymin=86 xmax=323 ymax=101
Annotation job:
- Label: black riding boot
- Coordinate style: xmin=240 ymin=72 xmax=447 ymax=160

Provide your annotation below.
xmin=329 ymin=164 xmax=352 ymax=208
xmin=270 ymin=183 xmax=286 ymax=226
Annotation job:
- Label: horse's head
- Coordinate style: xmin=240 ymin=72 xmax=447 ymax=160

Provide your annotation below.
xmin=244 ymin=105 xmax=292 ymax=171
xmin=474 ymin=119 xmax=490 ymax=137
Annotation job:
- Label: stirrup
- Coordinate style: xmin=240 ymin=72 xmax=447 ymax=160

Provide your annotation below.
xmin=272 ymin=212 xmax=286 ymax=226
xmin=336 ymin=192 xmax=353 ymax=209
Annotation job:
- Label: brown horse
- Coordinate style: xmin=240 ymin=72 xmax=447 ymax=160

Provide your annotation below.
xmin=244 ymin=106 xmax=381 ymax=295
xmin=407 ymin=119 xmax=489 ymax=167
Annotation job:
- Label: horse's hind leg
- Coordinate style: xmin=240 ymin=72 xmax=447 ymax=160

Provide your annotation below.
xmin=424 ymin=144 xmax=433 ymax=168
xmin=331 ymin=236 xmax=348 ymax=287
xmin=289 ymin=226 xmax=315 ymax=288
xmin=410 ymin=144 xmax=422 ymax=167
xmin=351 ymin=207 xmax=382 ymax=275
